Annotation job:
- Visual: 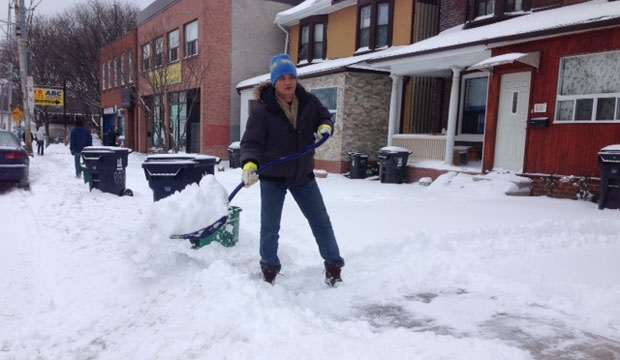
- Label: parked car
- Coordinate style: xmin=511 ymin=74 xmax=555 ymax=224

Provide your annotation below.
xmin=0 ymin=129 xmax=30 ymax=189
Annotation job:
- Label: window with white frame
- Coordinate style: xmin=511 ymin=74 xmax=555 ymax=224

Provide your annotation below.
xmin=310 ymin=87 xmax=338 ymax=123
xmin=128 ymin=50 xmax=134 ymax=83
xmin=142 ymin=43 xmax=151 ymax=72
xmin=120 ymin=53 xmax=126 ymax=86
xmin=556 ymin=50 xmax=620 ymax=122
xmin=185 ymin=20 xmax=198 ymax=57
xmin=101 ymin=63 xmax=106 ymax=90
xmin=107 ymin=60 xmax=112 ymax=89
xmin=154 ymin=36 xmax=164 ymax=67
xmin=475 ymin=0 xmax=495 ymax=16
xmin=168 ymin=29 xmax=179 ymax=63
xmin=458 ymin=74 xmax=488 ymax=138
xmin=113 ymin=56 xmax=118 ymax=87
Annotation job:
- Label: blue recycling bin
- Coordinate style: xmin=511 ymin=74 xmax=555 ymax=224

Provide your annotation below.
xmin=81 ymin=146 xmax=133 ymax=196
xmin=142 ymin=154 xmax=221 ymax=201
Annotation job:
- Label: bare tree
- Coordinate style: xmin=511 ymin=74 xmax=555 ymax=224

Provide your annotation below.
xmin=1 ymin=0 xmax=139 ymax=135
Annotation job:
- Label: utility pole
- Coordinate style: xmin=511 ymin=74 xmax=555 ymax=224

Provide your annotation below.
xmin=0 ymin=1 xmax=14 ymax=131
xmin=15 ymin=0 xmax=32 ymax=152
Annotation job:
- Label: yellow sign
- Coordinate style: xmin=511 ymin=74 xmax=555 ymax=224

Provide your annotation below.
xmin=149 ymin=63 xmax=182 ymax=88
xmin=12 ymin=108 xmax=23 ymax=121
xmin=34 ymin=88 xmax=64 ymax=107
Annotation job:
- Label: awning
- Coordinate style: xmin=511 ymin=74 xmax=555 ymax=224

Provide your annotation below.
xmin=467 ymin=52 xmax=540 ymax=72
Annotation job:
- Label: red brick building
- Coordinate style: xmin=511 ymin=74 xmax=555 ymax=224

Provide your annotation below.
xmin=100 ymin=0 xmax=293 ymax=157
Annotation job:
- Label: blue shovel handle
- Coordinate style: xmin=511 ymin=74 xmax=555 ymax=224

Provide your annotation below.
xmin=227 ymin=133 xmax=330 ymax=202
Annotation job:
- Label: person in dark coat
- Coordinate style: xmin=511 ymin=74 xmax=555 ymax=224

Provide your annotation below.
xmin=69 ymin=119 xmax=93 ymax=178
xmin=240 ymin=53 xmax=344 ymax=286
xmin=106 ymin=127 xmax=118 ymax=146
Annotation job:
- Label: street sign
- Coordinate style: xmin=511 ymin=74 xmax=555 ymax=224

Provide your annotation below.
xmin=34 ymin=88 xmax=64 ymax=107
xmin=12 ymin=108 xmax=23 ymax=121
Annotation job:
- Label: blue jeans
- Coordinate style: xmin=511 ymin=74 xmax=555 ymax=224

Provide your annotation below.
xmin=259 ymin=178 xmax=344 ymax=271
xmin=74 ymin=153 xmax=82 ymax=177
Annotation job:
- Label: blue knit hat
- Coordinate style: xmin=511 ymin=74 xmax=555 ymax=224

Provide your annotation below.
xmin=269 ymin=53 xmax=297 ymax=85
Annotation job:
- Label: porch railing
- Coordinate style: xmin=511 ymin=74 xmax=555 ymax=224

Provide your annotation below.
xmin=392 ymin=134 xmax=446 ymax=162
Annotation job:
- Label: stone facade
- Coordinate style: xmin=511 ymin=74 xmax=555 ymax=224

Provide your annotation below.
xmin=302 ymin=71 xmax=391 ymax=173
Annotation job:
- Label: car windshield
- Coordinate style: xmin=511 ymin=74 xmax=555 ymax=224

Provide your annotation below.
xmin=0 ymin=132 xmax=19 ymax=147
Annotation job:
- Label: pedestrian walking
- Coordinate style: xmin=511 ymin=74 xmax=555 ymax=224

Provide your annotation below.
xmin=106 ymin=127 xmax=118 ymax=146
xmin=240 ymin=53 xmax=344 ymax=286
xmin=69 ymin=119 xmax=92 ymax=178
xmin=36 ymin=126 xmax=45 ymax=155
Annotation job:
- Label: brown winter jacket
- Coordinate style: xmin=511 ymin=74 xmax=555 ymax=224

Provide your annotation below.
xmin=240 ymin=82 xmax=333 ymax=185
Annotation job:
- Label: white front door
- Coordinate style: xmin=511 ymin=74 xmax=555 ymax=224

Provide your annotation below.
xmin=494 ymin=72 xmax=531 ymax=172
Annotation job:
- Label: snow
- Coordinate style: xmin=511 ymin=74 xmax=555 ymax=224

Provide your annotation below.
xmin=2 ymin=140 xmax=620 ymax=359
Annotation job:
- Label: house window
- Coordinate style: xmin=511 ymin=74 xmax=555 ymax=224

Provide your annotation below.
xmin=470 ymin=0 xmax=528 ymax=20
xmin=128 ymin=50 xmax=134 ymax=83
xmin=107 ymin=60 xmax=112 ymax=89
xmin=120 ymin=53 xmax=126 ymax=86
xmin=475 ymin=0 xmax=495 ymax=16
xmin=459 ymin=74 xmax=488 ymax=137
xmin=153 ymin=95 xmax=164 ymax=148
xmin=113 ymin=57 xmax=118 ymax=87
xmin=169 ymin=91 xmax=187 ymax=152
xmin=101 ymin=63 xmax=106 ymax=90
xmin=168 ymin=29 xmax=179 ymax=63
xmin=185 ymin=20 xmax=198 ymax=57
xmin=357 ymin=0 xmax=392 ymax=52
xmin=556 ymin=50 xmax=620 ymax=122
xmin=505 ymin=0 xmax=523 ymax=12
xmin=142 ymin=43 xmax=151 ymax=72
xmin=310 ymin=87 xmax=338 ymax=123
xmin=299 ymin=16 xmax=327 ymax=63
xmin=154 ymin=36 xmax=164 ymax=68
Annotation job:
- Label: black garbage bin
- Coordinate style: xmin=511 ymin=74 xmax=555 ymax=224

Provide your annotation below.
xmin=81 ymin=146 xmax=132 ymax=196
xmin=348 ymin=151 xmax=368 ymax=179
xmin=598 ymin=145 xmax=620 ymax=210
xmin=228 ymin=142 xmax=241 ymax=169
xmin=142 ymin=154 xmax=221 ymax=201
xmin=378 ymin=147 xmax=412 ymax=184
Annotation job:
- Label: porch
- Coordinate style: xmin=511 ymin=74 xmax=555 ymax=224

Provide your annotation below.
xmin=392 ymin=133 xmax=480 ymax=167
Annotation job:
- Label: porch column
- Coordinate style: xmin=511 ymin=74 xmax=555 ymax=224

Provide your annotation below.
xmin=387 ymin=74 xmax=403 ymax=146
xmin=444 ymin=67 xmax=462 ymax=164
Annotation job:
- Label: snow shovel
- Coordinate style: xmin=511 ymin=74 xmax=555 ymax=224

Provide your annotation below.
xmin=170 ymin=133 xmax=331 ymax=243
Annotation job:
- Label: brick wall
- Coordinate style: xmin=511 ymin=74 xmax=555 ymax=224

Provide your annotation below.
xmin=526 ymin=174 xmax=601 ymax=202
xmin=439 ymin=0 xmax=467 ymax=32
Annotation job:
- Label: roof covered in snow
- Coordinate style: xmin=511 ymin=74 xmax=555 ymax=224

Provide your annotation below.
xmin=238 ymin=0 xmax=620 ymax=89
xmin=236 ymin=49 xmax=396 ymax=90
xmin=275 ymin=0 xmax=356 ymax=26
xmin=367 ymin=0 xmax=620 ymax=65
